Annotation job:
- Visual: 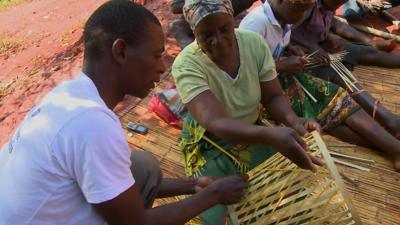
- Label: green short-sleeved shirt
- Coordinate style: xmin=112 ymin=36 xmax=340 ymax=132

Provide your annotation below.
xmin=172 ymin=29 xmax=277 ymax=124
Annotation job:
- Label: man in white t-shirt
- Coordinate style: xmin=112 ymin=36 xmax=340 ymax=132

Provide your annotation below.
xmin=0 ymin=1 xmax=248 ymax=225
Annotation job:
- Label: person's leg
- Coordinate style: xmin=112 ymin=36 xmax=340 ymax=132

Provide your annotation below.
xmin=356 ymin=45 xmax=400 ymax=68
xmin=308 ymin=43 xmax=400 ymax=138
xmin=130 ymin=150 xmax=163 ymax=209
xmin=333 ymin=18 xmax=396 ymax=52
xmin=343 ymin=110 xmax=400 ymax=171
xmin=350 ymin=90 xmax=400 ymax=139
xmin=327 ymin=123 xmax=375 ymax=148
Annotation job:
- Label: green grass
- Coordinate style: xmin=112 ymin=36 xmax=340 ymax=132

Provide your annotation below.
xmin=0 ymin=0 xmax=24 ymax=9
xmin=0 ymin=38 xmax=21 ymax=55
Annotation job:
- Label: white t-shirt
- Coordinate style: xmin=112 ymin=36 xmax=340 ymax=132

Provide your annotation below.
xmin=0 ymin=72 xmax=135 ymax=225
xmin=239 ymin=2 xmax=292 ymax=59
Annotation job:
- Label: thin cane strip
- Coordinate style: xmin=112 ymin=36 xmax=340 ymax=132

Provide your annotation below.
xmin=274 ymin=175 xmax=313 ymax=224
xmin=248 ymin=157 xmax=292 ymax=178
xmin=331 ymin=203 xmax=355 ymax=225
xmin=268 ymin=173 xmax=314 ymax=223
xmin=307 ymin=187 xmax=342 ymax=223
xmin=243 ymin=171 xmax=296 ymax=225
xmin=293 ymin=178 xmax=336 ymax=225
xmin=330 ymin=151 xmax=375 ymax=164
xmin=282 ymin=177 xmax=332 ymax=225
xmin=202 ymin=135 xmax=245 ymax=172
xmin=330 ymin=62 xmax=357 ymax=89
xmin=246 ymin=170 xmax=299 ymax=223
xmin=305 ymin=49 xmax=320 ymax=60
xmin=331 ymin=62 xmax=359 ymax=88
xmin=244 ymin=172 xmax=298 ymax=225
xmin=293 ymin=76 xmax=318 ymax=103
xmin=236 ymin=172 xmax=274 ymax=213
xmin=333 ymin=158 xmax=371 ymax=172
xmin=260 ymin=118 xmax=274 ymax=128
xmin=228 ymin=206 xmax=240 ymax=225
xmin=312 ymin=132 xmax=363 ymax=224
xmin=331 ymin=210 xmax=355 ymax=225
xmin=335 ymin=61 xmax=358 ymax=82
xmin=239 ymin=173 xmax=327 ymax=223
xmin=244 ymin=170 xmax=317 ymax=205
xmin=247 ymin=155 xmax=289 ymax=179
xmin=308 ymin=204 xmax=350 ymax=225
xmin=248 ymin=158 xmax=299 ymax=183
xmin=330 ymin=63 xmax=358 ymax=92
xmin=330 ymin=61 xmax=357 ymax=83
xmin=260 ymin=181 xmax=337 ymax=225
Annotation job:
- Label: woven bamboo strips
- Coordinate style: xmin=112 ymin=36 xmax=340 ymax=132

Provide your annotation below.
xmin=335 ymin=16 xmax=400 ymax=42
xmin=305 ymin=50 xmax=360 ymax=92
xmin=227 ymin=131 xmax=362 ymax=225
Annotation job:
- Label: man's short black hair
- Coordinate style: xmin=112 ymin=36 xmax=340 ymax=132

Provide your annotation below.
xmin=83 ymin=0 xmax=161 ymax=60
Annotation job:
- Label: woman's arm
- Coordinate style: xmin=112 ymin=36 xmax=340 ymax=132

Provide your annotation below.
xmin=185 ymin=90 xmax=320 ymax=171
xmin=260 ymin=78 xmax=309 ymax=135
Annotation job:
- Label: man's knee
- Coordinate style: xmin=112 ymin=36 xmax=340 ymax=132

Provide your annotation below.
xmin=130 ymin=151 xmax=163 ymax=184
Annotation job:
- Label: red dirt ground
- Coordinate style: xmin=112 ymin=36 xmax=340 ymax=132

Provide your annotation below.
xmin=0 ymin=0 xmax=181 ymax=146
xmin=0 ymin=0 xmax=399 ymax=146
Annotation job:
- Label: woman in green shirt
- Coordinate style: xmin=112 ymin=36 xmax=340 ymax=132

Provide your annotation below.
xmin=172 ymin=0 xmax=323 ymax=224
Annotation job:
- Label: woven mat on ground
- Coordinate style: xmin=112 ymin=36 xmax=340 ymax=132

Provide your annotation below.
xmin=118 ymin=66 xmax=400 ymax=225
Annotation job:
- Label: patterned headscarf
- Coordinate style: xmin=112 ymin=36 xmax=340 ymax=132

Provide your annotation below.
xmin=183 ymin=0 xmax=234 ymax=31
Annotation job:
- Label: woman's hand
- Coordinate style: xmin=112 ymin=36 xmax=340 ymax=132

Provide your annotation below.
xmin=292 ymin=118 xmax=321 ymax=136
xmin=267 ymin=127 xmax=323 ymax=172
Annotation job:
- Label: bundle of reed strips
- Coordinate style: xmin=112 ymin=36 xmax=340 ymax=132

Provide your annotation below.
xmin=306 ymin=50 xmax=361 ymax=93
xmin=227 ymin=131 xmax=362 ymax=225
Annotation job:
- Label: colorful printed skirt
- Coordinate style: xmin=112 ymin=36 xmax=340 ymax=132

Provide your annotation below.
xmin=279 ymin=72 xmax=360 ymax=131
xmin=180 ymin=114 xmax=276 ymax=225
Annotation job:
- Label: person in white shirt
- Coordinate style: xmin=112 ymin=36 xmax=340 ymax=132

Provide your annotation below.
xmin=0 ymin=1 xmax=249 ymax=225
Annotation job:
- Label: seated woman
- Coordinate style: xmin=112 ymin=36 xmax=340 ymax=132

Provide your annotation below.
xmin=172 ymin=0 xmax=323 ymax=224
xmin=239 ymin=0 xmax=400 ymax=171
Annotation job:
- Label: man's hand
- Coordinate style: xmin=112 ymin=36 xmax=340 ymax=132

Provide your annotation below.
xmin=207 ymin=175 xmax=248 ymax=205
xmin=268 ymin=127 xmax=323 ymax=172
xmin=277 ymin=56 xmax=307 ymax=75
xmin=194 ymin=177 xmax=214 ymax=193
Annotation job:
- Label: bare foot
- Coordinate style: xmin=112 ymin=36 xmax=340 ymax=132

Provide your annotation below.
xmin=372 ymin=39 xmax=397 ymax=52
